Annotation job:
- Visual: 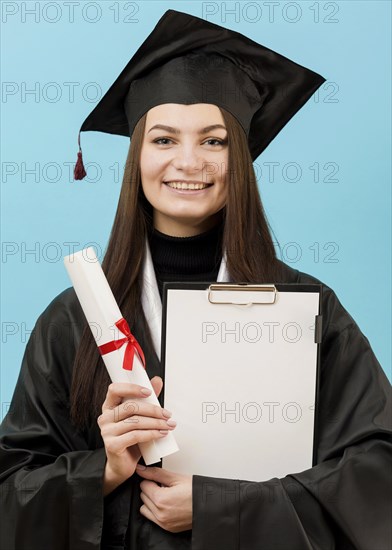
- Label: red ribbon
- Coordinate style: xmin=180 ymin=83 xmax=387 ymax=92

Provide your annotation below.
xmin=98 ymin=318 xmax=146 ymax=371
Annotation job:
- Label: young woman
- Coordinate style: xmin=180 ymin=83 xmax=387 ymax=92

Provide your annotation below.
xmin=1 ymin=9 xmax=390 ymax=550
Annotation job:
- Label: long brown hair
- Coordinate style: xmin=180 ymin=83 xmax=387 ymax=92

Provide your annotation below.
xmin=69 ymin=107 xmax=282 ymax=432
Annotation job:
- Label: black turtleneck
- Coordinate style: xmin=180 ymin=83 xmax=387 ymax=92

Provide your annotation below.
xmin=147 ymin=221 xmax=224 ymax=299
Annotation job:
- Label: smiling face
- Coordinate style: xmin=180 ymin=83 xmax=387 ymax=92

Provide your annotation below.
xmin=139 ymin=103 xmax=229 ymax=236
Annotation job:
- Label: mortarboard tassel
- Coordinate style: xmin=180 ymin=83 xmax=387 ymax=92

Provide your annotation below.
xmin=74 ymin=132 xmax=87 ymax=180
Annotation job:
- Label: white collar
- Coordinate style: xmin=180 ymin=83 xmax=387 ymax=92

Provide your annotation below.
xmin=141 ymin=236 xmax=230 ymax=360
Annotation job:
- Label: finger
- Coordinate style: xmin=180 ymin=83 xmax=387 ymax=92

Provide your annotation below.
xmin=100 ymin=395 xmax=171 ymax=424
xmin=100 ymin=416 xmax=176 ymax=437
xmin=105 ymin=429 xmax=169 ymax=455
xmin=103 ymin=400 xmax=172 ymax=424
xmin=136 ymin=465 xmax=176 ymax=486
xmin=140 ymin=479 xmax=162 ymax=503
xmin=102 ymin=382 xmax=152 ymax=411
xmin=140 ymin=504 xmax=163 ymax=528
xmin=140 ymin=489 xmax=162 ymax=518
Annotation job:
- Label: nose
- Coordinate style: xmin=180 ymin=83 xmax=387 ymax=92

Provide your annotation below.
xmin=171 ymin=144 xmax=203 ymax=173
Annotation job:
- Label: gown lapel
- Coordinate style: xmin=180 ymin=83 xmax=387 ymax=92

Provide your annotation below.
xmin=140 ymin=236 xmax=230 ymax=362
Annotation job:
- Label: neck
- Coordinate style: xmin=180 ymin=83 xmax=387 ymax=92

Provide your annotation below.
xmin=147 ymin=217 xmax=224 ymax=298
xmin=152 ymin=210 xmax=224 ymax=237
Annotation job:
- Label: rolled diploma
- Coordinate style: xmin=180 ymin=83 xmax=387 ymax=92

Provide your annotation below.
xmin=63 ymin=247 xmax=179 ymax=465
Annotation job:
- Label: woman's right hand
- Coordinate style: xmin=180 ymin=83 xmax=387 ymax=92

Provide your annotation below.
xmin=97 ymin=376 xmax=176 ymax=496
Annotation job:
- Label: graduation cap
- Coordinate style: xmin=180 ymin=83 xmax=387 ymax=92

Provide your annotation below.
xmin=74 ymin=9 xmax=326 ymax=180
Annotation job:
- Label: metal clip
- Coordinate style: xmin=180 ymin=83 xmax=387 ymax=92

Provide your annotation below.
xmin=207 ymin=283 xmax=277 ymax=305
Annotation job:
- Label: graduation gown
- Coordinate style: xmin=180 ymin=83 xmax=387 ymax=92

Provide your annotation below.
xmin=0 ymin=260 xmax=391 ymax=550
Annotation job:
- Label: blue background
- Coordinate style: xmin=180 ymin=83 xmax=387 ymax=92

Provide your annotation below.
xmin=1 ymin=1 xmax=391 ymax=414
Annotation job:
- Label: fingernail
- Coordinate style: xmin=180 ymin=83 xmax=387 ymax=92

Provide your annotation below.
xmin=141 ymin=388 xmax=151 ymax=396
xmin=162 ymin=409 xmax=172 ymax=418
xmin=166 ymin=419 xmax=176 ymax=427
xmin=136 ymin=464 xmax=146 ymax=470
xmin=159 ymin=430 xmax=169 ymax=434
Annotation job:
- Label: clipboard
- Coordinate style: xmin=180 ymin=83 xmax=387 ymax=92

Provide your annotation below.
xmin=161 ymin=283 xmax=322 ymax=482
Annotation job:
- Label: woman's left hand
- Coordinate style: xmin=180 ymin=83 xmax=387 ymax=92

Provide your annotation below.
xmin=136 ymin=464 xmax=192 ymax=532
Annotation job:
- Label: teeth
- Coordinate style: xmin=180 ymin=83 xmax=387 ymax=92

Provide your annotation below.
xmin=165 ymin=181 xmax=210 ymax=190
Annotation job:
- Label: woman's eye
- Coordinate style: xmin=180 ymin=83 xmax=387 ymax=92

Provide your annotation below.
xmin=153 ymin=137 xmax=173 ymax=145
xmin=152 ymin=137 xmax=227 ymax=146
xmin=204 ymin=138 xmax=226 ymax=146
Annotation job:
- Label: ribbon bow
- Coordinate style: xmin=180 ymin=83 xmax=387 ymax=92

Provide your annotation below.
xmin=98 ymin=317 xmax=146 ymax=371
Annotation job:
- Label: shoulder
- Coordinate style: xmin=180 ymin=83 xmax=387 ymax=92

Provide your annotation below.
xmin=36 ymin=286 xmax=82 ymax=322
xmin=277 ymin=261 xmax=390 ymax=391
xmin=276 ymin=260 xmax=360 ymax=340
xmin=33 ymin=286 xmax=85 ymax=338
xmin=24 ymin=287 xmax=86 ymax=388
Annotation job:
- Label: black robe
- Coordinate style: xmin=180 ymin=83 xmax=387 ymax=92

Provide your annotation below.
xmin=0 ymin=261 xmax=391 ymax=550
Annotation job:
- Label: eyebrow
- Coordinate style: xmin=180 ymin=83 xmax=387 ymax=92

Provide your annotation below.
xmin=148 ymin=124 xmax=227 ymax=135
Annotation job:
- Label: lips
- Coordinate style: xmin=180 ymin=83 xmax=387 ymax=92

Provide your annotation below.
xmin=163 ymin=180 xmax=213 ymax=185
xmin=163 ymin=181 xmax=214 ymax=191
xmin=162 ymin=181 xmax=214 ymax=195
xmin=162 ymin=184 xmax=214 ymax=187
